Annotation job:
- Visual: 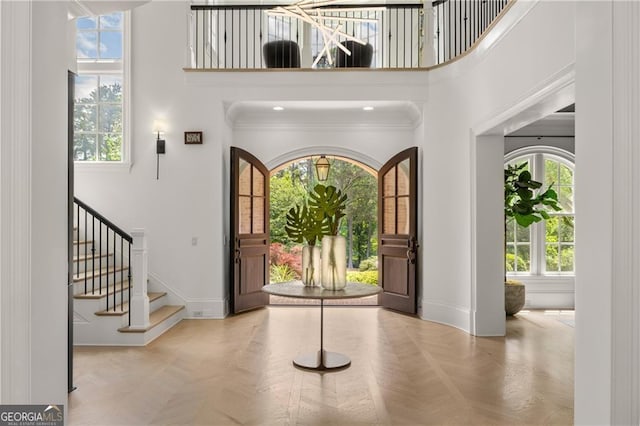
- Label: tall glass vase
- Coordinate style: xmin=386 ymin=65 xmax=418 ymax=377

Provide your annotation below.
xmin=301 ymin=245 xmax=321 ymax=286
xmin=320 ymin=235 xmax=347 ymax=290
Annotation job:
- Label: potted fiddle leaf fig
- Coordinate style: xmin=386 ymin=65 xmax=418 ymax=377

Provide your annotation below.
xmin=308 ymin=184 xmax=348 ymax=290
xmin=504 ymin=162 xmax=562 ymax=315
xmin=285 ymin=203 xmax=327 ymax=286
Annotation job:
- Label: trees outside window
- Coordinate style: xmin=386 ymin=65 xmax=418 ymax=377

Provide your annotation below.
xmin=269 ymin=157 xmax=378 ymax=282
xmin=74 ymin=12 xmax=127 ymax=162
xmin=505 ymin=149 xmax=575 ymax=276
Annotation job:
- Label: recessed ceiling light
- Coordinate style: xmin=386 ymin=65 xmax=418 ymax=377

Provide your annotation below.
xmin=363 ymin=106 xmax=374 ymax=111
xmin=273 ymin=106 xmax=284 ymax=111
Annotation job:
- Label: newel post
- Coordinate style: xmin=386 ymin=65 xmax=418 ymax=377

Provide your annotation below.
xmin=130 ymin=229 xmax=150 ymax=329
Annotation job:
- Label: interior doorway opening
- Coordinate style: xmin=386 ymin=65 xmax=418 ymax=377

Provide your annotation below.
xmin=268 ymin=155 xmax=379 ymax=306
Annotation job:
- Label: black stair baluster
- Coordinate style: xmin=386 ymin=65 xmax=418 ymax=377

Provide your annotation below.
xmin=91 ymin=216 xmax=95 ymax=293
xmin=120 ymin=237 xmax=124 ymax=312
xmin=128 ymin=244 xmax=132 ymax=326
xmin=76 ymin=204 xmax=80 ymax=283
xmin=99 ymin=221 xmax=102 ymax=297
xmin=105 ymin=223 xmax=108 ymax=311
xmin=113 ymin=231 xmax=116 ymax=312
xmin=84 ymin=207 xmax=87 ymax=294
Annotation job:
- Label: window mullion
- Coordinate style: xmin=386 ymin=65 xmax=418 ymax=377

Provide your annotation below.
xmin=532 ymin=153 xmax=545 ymax=275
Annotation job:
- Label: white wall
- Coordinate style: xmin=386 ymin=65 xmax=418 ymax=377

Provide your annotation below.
xmin=0 ymin=0 xmax=68 ymax=409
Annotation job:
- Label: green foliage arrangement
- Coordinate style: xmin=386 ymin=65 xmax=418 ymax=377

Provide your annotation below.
xmin=346 ymin=270 xmax=378 ymax=285
xmin=505 ymin=162 xmax=562 ymax=227
xmin=504 ymin=162 xmax=562 ymax=285
xmin=308 ymin=184 xmax=348 ymax=236
xmin=284 ymin=204 xmax=327 ymax=246
xmin=285 ymin=184 xmax=349 ymax=245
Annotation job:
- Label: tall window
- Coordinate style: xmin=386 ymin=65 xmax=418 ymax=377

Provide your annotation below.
xmin=74 ymin=12 xmax=127 ymax=162
xmin=505 ymin=149 xmax=575 ymax=276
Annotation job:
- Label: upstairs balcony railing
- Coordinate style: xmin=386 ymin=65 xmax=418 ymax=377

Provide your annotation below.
xmin=188 ymin=0 xmax=510 ymax=70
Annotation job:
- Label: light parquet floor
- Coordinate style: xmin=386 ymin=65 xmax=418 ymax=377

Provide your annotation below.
xmin=69 ymin=308 xmax=573 ymax=425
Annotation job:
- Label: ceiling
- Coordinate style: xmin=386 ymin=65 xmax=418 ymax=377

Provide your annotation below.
xmin=507 ymin=104 xmax=575 ymax=137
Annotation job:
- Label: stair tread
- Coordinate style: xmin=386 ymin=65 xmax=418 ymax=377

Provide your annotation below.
xmin=73 ymin=252 xmax=113 ymax=262
xmin=118 ymin=305 xmax=185 ymax=333
xmin=74 ymin=281 xmax=131 ymax=299
xmin=94 ymin=292 xmax=166 ymax=316
xmin=73 ymin=266 xmax=128 ymax=282
xmin=73 ymin=240 xmax=92 ymax=245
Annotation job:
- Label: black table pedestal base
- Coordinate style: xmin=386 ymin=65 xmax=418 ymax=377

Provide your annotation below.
xmin=293 ymin=349 xmax=351 ymax=371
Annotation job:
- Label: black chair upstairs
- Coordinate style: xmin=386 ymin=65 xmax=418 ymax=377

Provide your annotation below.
xmin=335 ymin=41 xmax=373 ymax=68
xmin=263 ymin=40 xmax=301 ymax=68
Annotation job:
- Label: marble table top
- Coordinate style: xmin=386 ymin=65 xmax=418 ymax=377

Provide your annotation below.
xmin=262 ymin=281 xmax=382 ymax=300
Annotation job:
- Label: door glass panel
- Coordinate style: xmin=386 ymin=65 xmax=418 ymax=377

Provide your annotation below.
xmin=383 ymin=198 xmax=396 ymax=234
xmin=253 ymin=197 xmax=264 ymax=233
xmin=383 ymin=166 xmax=396 ymax=197
xmin=397 ymin=159 xmax=410 ymax=196
xmin=252 ymin=166 xmax=265 ymax=196
xmin=239 ymin=196 xmax=251 ymax=234
xmin=238 ymin=159 xmax=251 ymax=196
xmin=397 ymin=196 xmax=409 ymax=234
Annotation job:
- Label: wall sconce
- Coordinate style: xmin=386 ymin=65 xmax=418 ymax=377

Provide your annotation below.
xmin=315 ymin=155 xmax=330 ymax=181
xmin=153 ymin=119 xmax=166 ymax=180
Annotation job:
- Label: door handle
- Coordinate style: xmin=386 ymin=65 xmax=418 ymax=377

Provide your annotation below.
xmin=406 ymin=239 xmax=419 ymax=264
xmin=406 ymin=248 xmax=416 ymax=264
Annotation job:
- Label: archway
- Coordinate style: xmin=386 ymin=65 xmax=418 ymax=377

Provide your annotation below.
xmin=470 ymin=69 xmax=574 ymax=336
xmin=268 ymin=154 xmax=379 ymax=306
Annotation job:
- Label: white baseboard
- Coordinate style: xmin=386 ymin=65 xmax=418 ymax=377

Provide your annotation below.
xmin=184 ymin=298 xmax=228 ymax=319
xmin=147 ymin=273 xmax=229 ymax=319
xmin=471 ymin=308 xmax=506 ymax=337
xmin=420 ymin=300 xmax=471 ymax=333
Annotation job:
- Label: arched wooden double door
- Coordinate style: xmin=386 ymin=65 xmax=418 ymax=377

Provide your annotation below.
xmin=230 ymin=146 xmax=418 ymax=315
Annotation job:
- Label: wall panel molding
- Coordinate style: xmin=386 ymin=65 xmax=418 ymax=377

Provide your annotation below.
xmin=0 ymin=0 xmax=32 ymax=403
xmin=611 ymin=2 xmax=640 ymax=423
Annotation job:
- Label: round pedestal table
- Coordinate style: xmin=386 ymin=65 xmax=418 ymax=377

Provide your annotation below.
xmin=262 ymin=281 xmax=382 ymax=371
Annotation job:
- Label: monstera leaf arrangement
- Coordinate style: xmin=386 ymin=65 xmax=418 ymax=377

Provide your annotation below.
xmin=285 ymin=184 xmax=348 ymax=288
xmin=285 ymin=184 xmax=348 ymax=243
xmin=285 ymin=204 xmax=327 ymax=247
xmin=308 ymin=184 xmax=348 ymax=236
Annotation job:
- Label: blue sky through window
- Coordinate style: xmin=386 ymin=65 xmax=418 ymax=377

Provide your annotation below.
xmin=76 ymin=12 xmax=122 ymax=60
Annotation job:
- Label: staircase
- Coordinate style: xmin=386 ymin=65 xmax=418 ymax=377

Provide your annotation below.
xmin=72 ymin=198 xmax=185 ymax=346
